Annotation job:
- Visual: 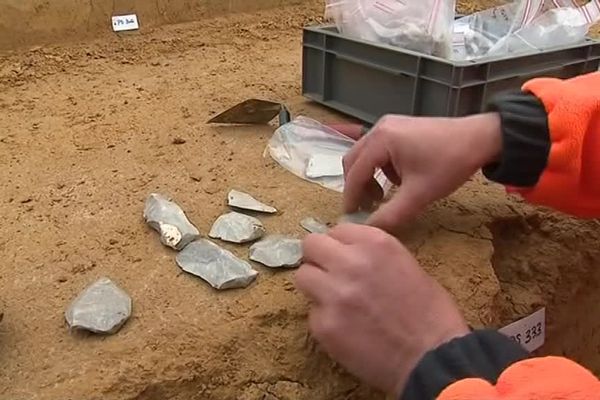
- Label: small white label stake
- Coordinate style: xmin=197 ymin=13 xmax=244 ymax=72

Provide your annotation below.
xmin=112 ymin=14 xmax=140 ymax=32
xmin=499 ymin=308 xmax=546 ymax=353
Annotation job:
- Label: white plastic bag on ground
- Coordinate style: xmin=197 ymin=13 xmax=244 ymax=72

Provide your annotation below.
xmin=453 ymin=0 xmax=600 ymax=60
xmin=266 ymin=116 xmax=390 ymax=193
xmin=325 ymin=0 xmax=456 ymax=58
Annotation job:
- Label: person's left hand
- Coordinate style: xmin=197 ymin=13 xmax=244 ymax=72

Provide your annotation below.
xmin=295 ymin=224 xmax=470 ymax=396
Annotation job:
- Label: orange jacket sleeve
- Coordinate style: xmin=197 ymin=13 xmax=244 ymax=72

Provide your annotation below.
xmin=438 ymin=356 xmax=600 ymax=400
xmin=400 ymin=330 xmax=599 ymax=400
xmin=516 ymin=72 xmax=600 ymax=217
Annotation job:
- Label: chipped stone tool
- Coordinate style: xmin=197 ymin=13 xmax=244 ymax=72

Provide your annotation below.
xmin=300 ymin=217 xmax=328 ymax=234
xmin=249 ymin=236 xmax=302 ymax=268
xmin=228 ymin=189 xmax=277 ymax=214
xmin=209 ymin=211 xmax=266 ymax=243
xmin=339 ymin=211 xmax=371 ymax=225
xmin=176 ymin=240 xmax=258 ymax=290
xmin=144 ymin=193 xmax=200 ymax=250
xmin=65 ymin=277 xmax=132 ymax=334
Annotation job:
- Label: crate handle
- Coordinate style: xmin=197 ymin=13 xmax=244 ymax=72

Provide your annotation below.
xmin=330 ymin=52 xmax=415 ymax=78
xmin=518 ymin=59 xmax=589 ymax=80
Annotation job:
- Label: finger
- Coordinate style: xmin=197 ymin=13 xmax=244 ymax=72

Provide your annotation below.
xmin=381 ymin=164 xmax=401 ymax=186
xmin=307 ymin=306 xmax=336 ymax=345
xmin=343 ymin=141 xmax=390 ymax=213
xmin=327 ymin=123 xmax=365 ymax=140
xmin=367 ymin=184 xmax=426 ymax=232
xmin=295 ymin=263 xmax=334 ymax=304
xmin=342 ymin=133 xmax=370 ymax=178
xmin=302 ymin=233 xmax=347 ymax=270
xmin=360 ymin=178 xmax=384 ymax=210
xmin=343 ymin=119 xmax=389 ymax=180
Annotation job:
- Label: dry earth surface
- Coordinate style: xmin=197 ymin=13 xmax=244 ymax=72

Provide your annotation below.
xmin=0 ymin=1 xmax=599 ymax=399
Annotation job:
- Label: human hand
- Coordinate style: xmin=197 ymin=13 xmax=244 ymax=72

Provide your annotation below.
xmin=295 ymin=224 xmax=470 ymax=396
xmin=327 ymin=123 xmax=368 ymax=140
xmin=343 ymin=113 xmax=502 ymax=231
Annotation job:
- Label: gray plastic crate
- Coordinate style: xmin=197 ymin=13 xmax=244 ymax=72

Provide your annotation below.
xmin=303 ymin=25 xmax=600 ymax=124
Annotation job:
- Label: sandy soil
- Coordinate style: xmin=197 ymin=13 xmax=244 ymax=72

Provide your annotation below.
xmin=0 ymin=2 xmax=599 ymax=400
xmin=1 ymin=0 xmax=599 ymax=53
xmin=0 ymin=0 xmax=307 ymax=51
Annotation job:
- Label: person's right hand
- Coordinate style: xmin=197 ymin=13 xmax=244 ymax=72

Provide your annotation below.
xmin=295 ymin=224 xmax=470 ymax=396
xmin=342 ymin=113 xmax=503 ymax=232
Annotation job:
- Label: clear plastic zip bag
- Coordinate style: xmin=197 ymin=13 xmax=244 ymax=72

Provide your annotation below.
xmin=325 ymin=0 xmax=456 ymax=58
xmin=452 ymin=0 xmax=600 ymax=60
xmin=266 ymin=116 xmax=391 ymax=193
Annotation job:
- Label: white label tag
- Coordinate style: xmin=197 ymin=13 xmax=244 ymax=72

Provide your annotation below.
xmin=499 ymin=308 xmax=546 ymax=353
xmin=112 ymin=14 xmax=140 ymax=32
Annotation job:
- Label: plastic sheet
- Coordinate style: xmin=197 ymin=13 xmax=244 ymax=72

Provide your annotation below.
xmin=453 ymin=0 xmax=600 ymax=60
xmin=325 ymin=0 xmax=456 ymax=58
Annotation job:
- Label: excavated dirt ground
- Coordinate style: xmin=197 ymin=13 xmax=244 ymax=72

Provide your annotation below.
xmin=0 ymin=2 xmax=599 ymax=399
xmin=0 ymin=0 xmax=308 ymax=52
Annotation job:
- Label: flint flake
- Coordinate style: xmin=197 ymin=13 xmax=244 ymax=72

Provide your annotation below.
xmin=300 ymin=217 xmax=328 ymax=234
xmin=249 ymin=236 xmax=302 ymax=268
xmin=339 ymin=211 xmax=371 ymax=225
xmin=65 ymin=277 xmax=132 ymax=334
xmin=176 ymin=240 xmax=258 ymax=290
xmin=144 ymin=193 xmax=200 ymax=250
xmin=209 ymin=212 xmax=266 ymax=243
xmin=228 ymin=190 xmax=277 ymax=214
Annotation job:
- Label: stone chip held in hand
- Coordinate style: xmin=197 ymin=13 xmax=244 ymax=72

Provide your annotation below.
xmin=227 ymin=189 xmax=277 ymax=214
xmin=144 ymin=193 xmax=200 ymax=250
xmin=65 ymin=277 xmax=132 ymax=334
xmin=300 ymin=217 xmax=328 ymax=234
xmin=176 ymin=240 xmax=258 ymax=290
xmin=249 ymin=236 xmax=302 ymax=268
xmin=339 ymin=211 xmax=371 ymax=225
xmin=209 ymin=211 xmax=266 ymax=243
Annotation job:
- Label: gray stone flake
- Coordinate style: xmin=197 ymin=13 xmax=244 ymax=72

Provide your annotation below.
xmin=339 ymin=211 xmax=371 ymax=225
xmin=176 ymin=240 xmax=258 ymax=290
xmin=65 ymin=277 xmax=132 ymax=334
xmin=209 ymin=212 xmax=265 ymax=243
xmin=143 ymin=193 xmax=200 ymax=250
xmin=300 ymin=217 xmax=328 ymax=234
xmin=249 ymin=236 xmax=302 ymax=268
xmin=227 ymin=189 xmax=277 ymax=214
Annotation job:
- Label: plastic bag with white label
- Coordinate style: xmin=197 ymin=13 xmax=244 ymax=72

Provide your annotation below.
xmin=452 ymin=0 xmax=600 ymax=60
xmin=266 ymin=116 xmax=390 ymax=193
xmin=325 ymin=0 xmax=456 ymax=58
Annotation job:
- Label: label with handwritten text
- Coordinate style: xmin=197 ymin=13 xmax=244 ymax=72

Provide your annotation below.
xmin=112 ymin=14 xmax=140 ymax=32
xmin=499 ymin=308 xmax=545 ymax=353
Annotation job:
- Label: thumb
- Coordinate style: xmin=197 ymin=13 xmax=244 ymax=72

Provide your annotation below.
xmin=367 ymin=184 xmax=426 ymax=232
xmin=326 ymin=123 xmax=365 ymax=140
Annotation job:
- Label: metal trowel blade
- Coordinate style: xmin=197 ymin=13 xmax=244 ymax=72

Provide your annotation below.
xmin=208 ymin=99 xmax=283 ymax=124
